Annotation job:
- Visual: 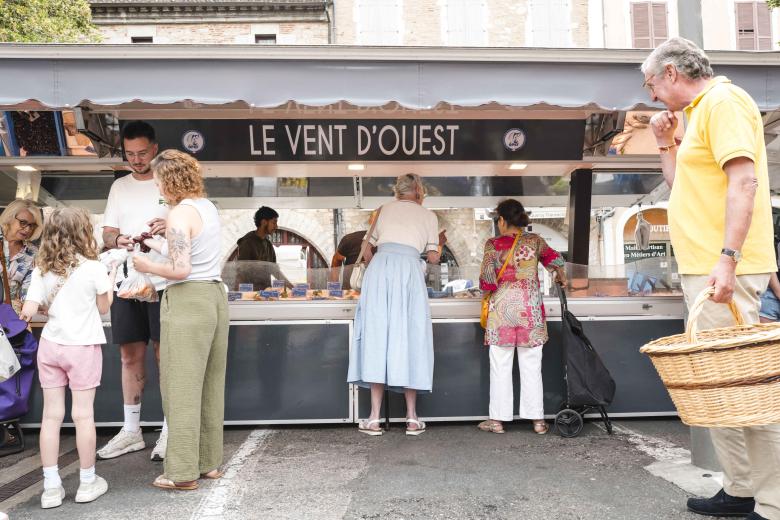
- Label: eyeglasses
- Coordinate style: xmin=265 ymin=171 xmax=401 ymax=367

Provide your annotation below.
xmin=15 ymin=216 xmax=37 ymax=230
xmin=125 ymin=147 xmax=154 ymax=161
xmin=642 ymin=73 xmax=661 ymax=94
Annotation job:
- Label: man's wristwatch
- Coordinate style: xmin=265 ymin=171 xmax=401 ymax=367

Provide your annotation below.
xmin=721 ymin=248 xmax=742 ymax=263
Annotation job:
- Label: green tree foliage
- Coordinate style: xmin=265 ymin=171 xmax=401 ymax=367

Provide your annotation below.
xmin=0 ymin=0 xmax=100 ymax=43
xmin=768 ymin=0 xmax=779 ymax=8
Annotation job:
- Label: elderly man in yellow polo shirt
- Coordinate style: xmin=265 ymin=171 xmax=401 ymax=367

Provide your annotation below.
xmin=642 ymin=37 xmax=780 ymax=520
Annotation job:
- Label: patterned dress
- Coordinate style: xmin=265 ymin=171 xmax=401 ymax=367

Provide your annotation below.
xmin=479 ymin=233 xmax=564 ymax=348
xmin=1 ymin=233 xmax=38 ymax=307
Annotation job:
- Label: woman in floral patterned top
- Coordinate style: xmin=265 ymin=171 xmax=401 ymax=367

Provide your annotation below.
xmin=477 ymin=199 xmax=566 ymax=435
xmin=0 ymin=199 xmax=43 ymax=314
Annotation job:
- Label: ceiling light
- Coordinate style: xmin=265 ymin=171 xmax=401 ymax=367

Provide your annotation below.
xmin=347 ymin=163 xmax=365 ymax=171
xmin=14 ymin=165 xmax=37 ymax=172
xmin=508 ymin=163 xmax=527 ymax=170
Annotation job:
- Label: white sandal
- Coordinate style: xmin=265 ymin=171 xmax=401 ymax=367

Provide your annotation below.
xmin=405 ymin=418 xmax=426 ymax=436
xmin=358 ymin=419 xmax=383 ymax=436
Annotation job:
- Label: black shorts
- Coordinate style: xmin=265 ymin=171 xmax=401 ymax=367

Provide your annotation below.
xmin=109 ymin=291 xmax=164 ymax=345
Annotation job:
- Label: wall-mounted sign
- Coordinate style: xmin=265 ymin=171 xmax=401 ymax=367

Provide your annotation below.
xmin=126 ymin=119 xmax=585 ymax=162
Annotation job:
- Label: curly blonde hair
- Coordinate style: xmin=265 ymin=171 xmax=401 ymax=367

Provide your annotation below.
xmin=36 ymin=207 xmax=99 ymax=276
xmin=151 ymin=149 xmax=206 ymax=205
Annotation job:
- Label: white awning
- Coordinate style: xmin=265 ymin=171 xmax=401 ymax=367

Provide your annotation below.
xmin=2 ymin=45 xmax=779 ymax=112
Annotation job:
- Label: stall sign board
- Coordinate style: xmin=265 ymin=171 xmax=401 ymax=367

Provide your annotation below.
xmin=128 ymin=119 xmax=585 ymax=162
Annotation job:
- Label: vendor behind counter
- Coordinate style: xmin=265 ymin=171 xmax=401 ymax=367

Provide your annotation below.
xmin=234 ymin=206 xmax=292 ymax=290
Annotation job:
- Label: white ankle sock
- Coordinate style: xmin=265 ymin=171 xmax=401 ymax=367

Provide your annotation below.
xmin=161 ymin=417 xmax=168 ymax=436
xmin=42 ymin=465 xmax=61 ymax=490
xmin=80 ymin=466 xmax=96 ymax=484
xmin=123 ymin=404 xmax=141 ymax=433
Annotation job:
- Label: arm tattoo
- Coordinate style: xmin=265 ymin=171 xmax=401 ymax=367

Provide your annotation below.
xmin=167 ymin=227 xmax=190 ymax=270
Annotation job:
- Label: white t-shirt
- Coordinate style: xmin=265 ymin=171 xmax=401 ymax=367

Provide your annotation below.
xmin=27 ymin=260 xmax=112 ymax=346
xmin=369 ymin=199 xmax=440 ymax=253
xmin=103 ymin=174 xmax=169 ymax=291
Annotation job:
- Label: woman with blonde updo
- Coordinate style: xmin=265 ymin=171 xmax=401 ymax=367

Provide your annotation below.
xmin=132 ymin=149 xmax=228 ymax=491
xmin=0 ymin=199 xmax=44 ymax=313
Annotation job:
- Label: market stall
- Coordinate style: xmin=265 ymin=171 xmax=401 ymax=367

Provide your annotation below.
xmin=3 ymin=44 xmax=779 ymax=426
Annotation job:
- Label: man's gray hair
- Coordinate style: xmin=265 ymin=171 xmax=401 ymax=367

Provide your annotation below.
xmin=641 ymin=37 xmax=713 ymax=80
xmin=393 ymin=173 xmax=424 ymax=198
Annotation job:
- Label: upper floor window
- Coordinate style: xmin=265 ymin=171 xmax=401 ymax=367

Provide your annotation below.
xmin=443 ymin=0 xmax=487 ymax=46
xmin=630 ymin=2 xmax=668 ymax=49
xmin=356 ymin=0 xmax=402 ymax=45
xmin=735 ymin=1 xmax=772 ymax=50
xmin=528 ymin=0 xmax=571 ymax=47
xmin=255 ymin=34 xmax=277 ymax=45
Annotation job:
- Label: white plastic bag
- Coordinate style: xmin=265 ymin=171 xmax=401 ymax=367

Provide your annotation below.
xmin=0 ymin=327 xmax=20 ymax=382
xmin=117 ymin=269 xmax=158 ymax=303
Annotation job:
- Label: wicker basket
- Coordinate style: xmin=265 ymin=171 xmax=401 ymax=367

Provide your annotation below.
xmin=640 ymin=287 xmax=780 ymax=427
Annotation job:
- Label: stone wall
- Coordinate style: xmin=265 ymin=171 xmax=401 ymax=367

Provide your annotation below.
xmin=97 ymin=22 xmax=328 ymax=44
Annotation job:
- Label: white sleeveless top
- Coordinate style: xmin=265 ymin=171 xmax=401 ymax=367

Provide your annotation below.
xmin=167 ymin=198 xmax=222 ymax=284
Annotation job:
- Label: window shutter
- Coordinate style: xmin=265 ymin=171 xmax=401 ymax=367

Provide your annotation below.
xmin=736 ymin=2 xmax=757 ymax=50
xmin=358 ymin=0 xmax=401 ymax=45
xmin=651 ymin=3 xmax=668 ymax=47
xmin=530 ymin=0 xmax=569 ymax=47
xmin=446 ymin=0 xmax=467 ymax=45
xmin=631 ymin=3 xmax=651 ymax=49
xmin=756 ymin=2 xmax=773 ymax=51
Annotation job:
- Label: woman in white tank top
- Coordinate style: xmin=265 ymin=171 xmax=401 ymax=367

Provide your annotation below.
xmin=133 ymin=150 xmax=229 ymax=490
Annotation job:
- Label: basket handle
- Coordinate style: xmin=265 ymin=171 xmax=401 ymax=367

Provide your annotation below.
xmin=685 ymin=286 xmax=745 ymax=344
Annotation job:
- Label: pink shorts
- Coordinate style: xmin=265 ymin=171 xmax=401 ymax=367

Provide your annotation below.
xmin=37 ymin=337 xmax=102 ymax=391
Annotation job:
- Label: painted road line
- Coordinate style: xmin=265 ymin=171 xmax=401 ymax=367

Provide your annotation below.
xmin=599 ymin=422 xmax=723 ymax=496
xmin=189 ymin=429 xmax=273 ymax=520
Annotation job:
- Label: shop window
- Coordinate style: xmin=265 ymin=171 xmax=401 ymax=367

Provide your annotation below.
xmin=735 ymin=1 xmax=772 ymax=50
xmin=630 ymin=2 xmax=668 ymax=49
xmin=356 ymin=0 xmax=402 ymax=45
xmin=528 ymin=0 xmax=571 ymax=47
xmin=131 ymin=36 xmax=153 ymax=44
xmin=255 ymin=34 xmax=277 ymax=45
xmin=444 ymin=0 xmax=487 ymax=46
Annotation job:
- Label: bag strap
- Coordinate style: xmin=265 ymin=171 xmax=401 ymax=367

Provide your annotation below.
xmin=354 ymin=206 xmax=382 ymax=266
xmin=0 ymin=239 xmax=12 ymax=304
xmin=46 ymin=262 xmax=80 ymax=310
xmin=495 ymin=232 xmax=521 ymax=286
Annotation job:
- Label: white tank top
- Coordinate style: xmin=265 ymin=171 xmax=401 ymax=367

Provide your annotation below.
xmin=173 ymin=198 xmax=222 ymax=283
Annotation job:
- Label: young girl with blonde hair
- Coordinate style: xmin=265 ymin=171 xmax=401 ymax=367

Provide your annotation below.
xmin=20 ymin=207 xmax=118 ymax=509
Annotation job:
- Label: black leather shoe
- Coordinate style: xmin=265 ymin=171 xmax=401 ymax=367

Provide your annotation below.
xmin=687 ymin=488 xmax=755 ymax=517
xmin=744 ymin=513 xmax=768 ymax=520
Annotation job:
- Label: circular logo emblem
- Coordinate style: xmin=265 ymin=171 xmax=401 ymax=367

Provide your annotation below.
xmin=182 ymin=130 xmax=205 ymax=153
xmin=503 ymin=128 xmax=526 ymax=152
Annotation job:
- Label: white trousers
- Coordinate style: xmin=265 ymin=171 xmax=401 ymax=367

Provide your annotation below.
xmin=488 ymin=345 xmax=544 ymax=421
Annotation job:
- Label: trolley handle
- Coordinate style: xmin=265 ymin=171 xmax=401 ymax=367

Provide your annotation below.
xmin=557 ymin=285 xmax=568 ymax=314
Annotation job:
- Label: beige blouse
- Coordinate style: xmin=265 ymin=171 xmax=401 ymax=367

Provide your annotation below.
xmin=368 ymin=199 xmax=439 ymax=254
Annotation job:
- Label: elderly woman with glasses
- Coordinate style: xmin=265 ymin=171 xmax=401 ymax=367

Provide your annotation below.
xmin=0 ymin=199 xmax=44 ymax=313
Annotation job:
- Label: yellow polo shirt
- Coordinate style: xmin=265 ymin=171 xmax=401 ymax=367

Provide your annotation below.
xmin=669 ymin=76 xmax=776 ymax=275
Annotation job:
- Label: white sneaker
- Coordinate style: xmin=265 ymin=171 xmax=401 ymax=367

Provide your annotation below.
xmin=150 ymin=430 xmax=167 ymax=461
xmin=75 ymin=476 xmax=108 ymax=503
xmin=40 ymin=485 xmax=65 ymax=509
xmin=97 ymin=429 xmax=145 ymax=460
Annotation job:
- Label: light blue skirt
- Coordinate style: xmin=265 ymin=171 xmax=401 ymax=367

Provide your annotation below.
xmin=347 ymin=243 xmax=434 ymax=393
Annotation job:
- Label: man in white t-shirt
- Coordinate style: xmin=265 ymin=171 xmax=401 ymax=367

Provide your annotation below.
xmin=97 ymin=121 xmax=170 ymax=462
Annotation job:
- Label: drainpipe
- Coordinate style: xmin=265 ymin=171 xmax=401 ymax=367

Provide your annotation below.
xmin=327 ymin=0 xmax=336 ymax=44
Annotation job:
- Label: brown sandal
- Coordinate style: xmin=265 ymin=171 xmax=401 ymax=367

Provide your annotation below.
xmin=533 ymin=420 xmax=549 ymax=435
xmin=153 ymin=475 xmax=199 ymax=491
xmin=477 ymin=420 xmax=505 ymax=434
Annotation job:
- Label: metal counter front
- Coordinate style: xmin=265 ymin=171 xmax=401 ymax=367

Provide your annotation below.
xmin=21 ymin=296 xmax=684 ymax=427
